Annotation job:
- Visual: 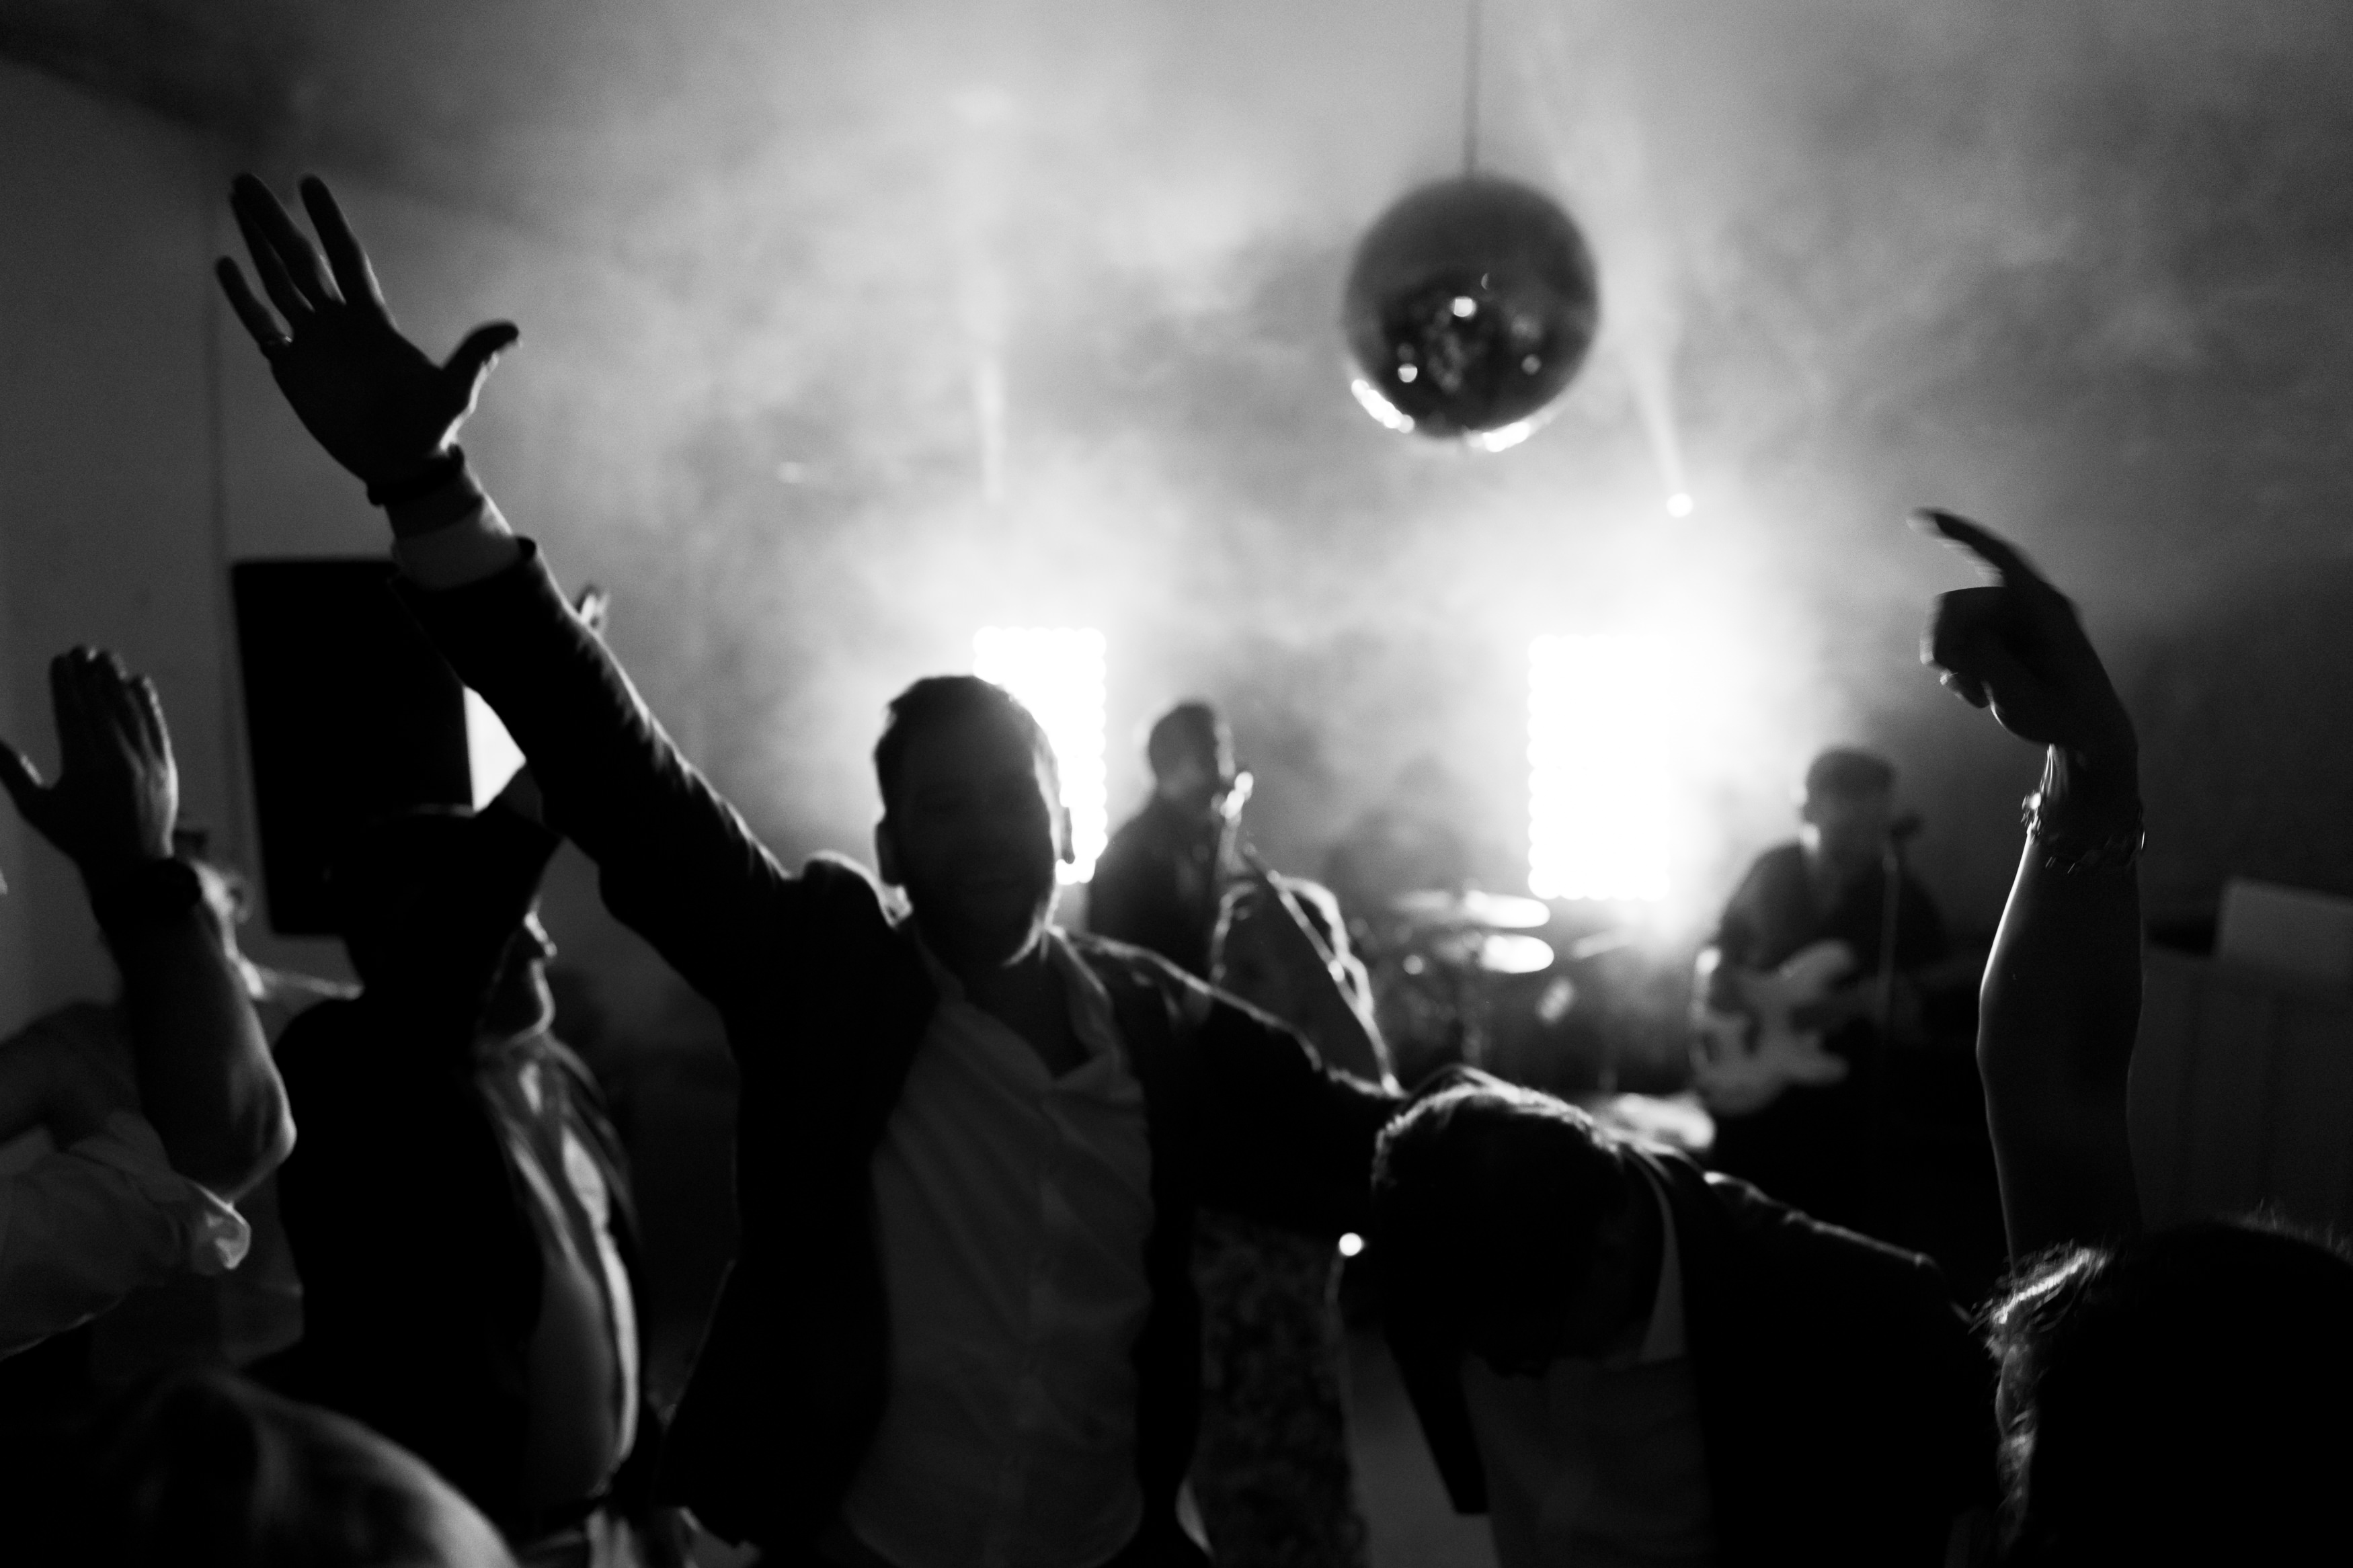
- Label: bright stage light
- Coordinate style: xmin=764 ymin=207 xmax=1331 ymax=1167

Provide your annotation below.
xmin=1665 ymin=491 xmax=1695 ymax=518
xmin=1338 ymin=1231 xmax=1365 ymax=1258
xmin=1527 ymin=634 xmax=1675 ymax=901
xmin=973 ymin=627 xmax=1108 ymax=884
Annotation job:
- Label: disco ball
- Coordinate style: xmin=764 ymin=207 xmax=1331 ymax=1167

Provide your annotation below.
xmin=1342 ymin=175 xmax=1600 ymax=447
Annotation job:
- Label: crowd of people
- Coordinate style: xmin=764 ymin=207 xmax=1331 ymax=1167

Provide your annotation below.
xmin=0 ymin=169 xmax=2348 ymax=1568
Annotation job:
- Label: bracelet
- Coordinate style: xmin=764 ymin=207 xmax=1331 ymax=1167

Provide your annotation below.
xmin=365 ymin=446 xmax=469 ymax=509
xmin=89 ymin=856 xmax=204 ymax=932
xmin=2021 ymin=791 xmax=2145 ymax=875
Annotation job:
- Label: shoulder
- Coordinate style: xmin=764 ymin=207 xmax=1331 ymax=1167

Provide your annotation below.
xmin=1094 ymin=811 xmax=1160 ymax=868
xmin=794 ymin=852 xmax=906 ymax=942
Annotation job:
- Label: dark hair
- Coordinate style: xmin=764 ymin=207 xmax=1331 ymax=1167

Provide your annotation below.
xmin=1145 ymin=700 xmax=1226 ymax=778
xmin=1370 ymin=1069 xmax=1631 ymax=1346
xmin=1804 ymin=746 xmax=1896 ymax=800
xmin=85 ymin=1369 xmax=513 ymax=1567
xmin=331 ymin=807 xmax=556 ymax=1011
xmin=1988 ymin=1220 xmax=2353 ymax=1564
xmin=873 ymin=675 xmax=1058 ymax=812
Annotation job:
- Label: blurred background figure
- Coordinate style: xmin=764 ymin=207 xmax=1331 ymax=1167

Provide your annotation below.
xmin=1191 ymin=872 xmax=1392 ymax=1568
xmin=1320 ymin=757 xmax=1481 ymax=948
xmin=1091 ymin=700 xmax=1242 ymax=978
xmin=266 ymin=773 xmax=673 ymax=1568
xmin=80 ymin=1367 xmax=516 ymax=1568
xmin=1690 ymin=747 xmax=1962 ymax=1239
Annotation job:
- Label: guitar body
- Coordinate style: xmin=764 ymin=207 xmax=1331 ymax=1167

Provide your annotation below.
xmin=1691 ymin=939 xmax=1858 ymax=1117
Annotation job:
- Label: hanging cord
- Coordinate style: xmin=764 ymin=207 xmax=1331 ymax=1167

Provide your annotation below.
xmin=1462 ymin=0 xmax=1484 ymax=175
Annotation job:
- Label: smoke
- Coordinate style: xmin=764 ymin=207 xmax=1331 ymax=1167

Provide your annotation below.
xmin=159 ymin=0 xmax=2353 ymax=925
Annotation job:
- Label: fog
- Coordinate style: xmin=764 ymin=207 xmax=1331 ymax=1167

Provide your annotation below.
xmin=19 ymin=0 xmax=2353 ymax=929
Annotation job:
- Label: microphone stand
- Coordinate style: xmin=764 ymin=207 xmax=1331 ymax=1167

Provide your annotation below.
xmin=1873 ymin=815 xmax=1923 ymax=1040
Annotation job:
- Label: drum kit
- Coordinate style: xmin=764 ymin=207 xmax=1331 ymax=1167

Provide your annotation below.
xmin=1368 ymin=886 xmax=1563 ymax=1076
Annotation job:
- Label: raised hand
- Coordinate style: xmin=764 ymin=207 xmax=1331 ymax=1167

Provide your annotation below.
xmin=216 ymin=174 xmax=518 ymax=490
xmin=0 ymin=649 xmax=177 ymax=894
xmin=1916 ymin=509 xmax=2135 ymax=764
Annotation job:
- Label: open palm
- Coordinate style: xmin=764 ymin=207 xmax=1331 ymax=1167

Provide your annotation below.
xmin=216 ymin=174 xmax=516 ymax=489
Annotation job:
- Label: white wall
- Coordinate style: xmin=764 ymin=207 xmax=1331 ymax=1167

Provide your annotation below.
xmin=0 ymin=58 xmax=688 ymax=1038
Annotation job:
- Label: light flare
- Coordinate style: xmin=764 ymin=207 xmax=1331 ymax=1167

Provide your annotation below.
xmin=1527 ymin=634 xmax=1678 ymax=901
xmin=973 ymin=627 xmax=1108 ymax=884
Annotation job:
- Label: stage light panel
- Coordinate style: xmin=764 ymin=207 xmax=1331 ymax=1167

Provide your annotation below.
xmin=973 ymin=626 xmax=1108 ymax=884
xmin=1527 ymin=634 xmax=1675 ymax=901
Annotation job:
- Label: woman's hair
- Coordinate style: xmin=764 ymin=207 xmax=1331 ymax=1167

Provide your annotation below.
xmin=1988 ymin=1219 xmax=2353 ymax=1565
xmin=85 ymin=1369 xmax=514 ymax=1568
xmin=1370 ymin=1069 xmax=1630 ymax=1347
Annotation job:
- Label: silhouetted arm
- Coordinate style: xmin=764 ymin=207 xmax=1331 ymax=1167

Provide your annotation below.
xmin=1918 ymin=509 xmax=2141 ymax=1260
xmin=0 ymin=651 xmax=288 ymax=1197
xmin=217 ymin=175 xmax=811 ymax=1013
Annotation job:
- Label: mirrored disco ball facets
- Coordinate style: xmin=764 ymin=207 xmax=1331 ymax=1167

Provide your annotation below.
xmin=1343 ymin=176 xmax=1600 ymax=444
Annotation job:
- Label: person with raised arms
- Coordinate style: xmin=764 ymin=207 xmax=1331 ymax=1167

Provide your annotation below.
xmin=216 ymin=172 xmax=1397 ymax=1567
xmin=1917 ymin=508 xmax=2353 ymax=1565
xmin=0 ymin=648 xmax=292 ymax=1363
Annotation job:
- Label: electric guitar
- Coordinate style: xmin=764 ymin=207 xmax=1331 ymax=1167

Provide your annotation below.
xmin=1689 ymin=940 xmax=1864 ymax=1117
xmin=1691 ymin=940 xmax=1985 ymax=1116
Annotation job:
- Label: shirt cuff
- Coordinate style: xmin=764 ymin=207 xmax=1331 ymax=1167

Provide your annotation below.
xmin=391 ymin=487 xmax=526 ymax=590
xmin=77 ymin=1112 xmax=251 ymax=1276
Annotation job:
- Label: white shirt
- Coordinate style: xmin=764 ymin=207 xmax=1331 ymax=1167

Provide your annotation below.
xmin=1460 ymin=1165 xmax=1718 ymax=1568
xmin=0 ymin=1111 xmax=249 ymax=1361
xmin=475 ymin=1031 xmax=641 ymax=1525
xmin=839 ymin=928 xmax=1158 ymax=1568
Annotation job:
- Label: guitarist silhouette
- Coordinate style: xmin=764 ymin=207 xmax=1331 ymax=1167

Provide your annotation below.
xmin=1691 ymin=748 xmax=1954 ymax=1234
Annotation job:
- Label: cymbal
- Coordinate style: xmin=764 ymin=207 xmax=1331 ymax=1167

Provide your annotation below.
xmin=1389 ymin=889 xmax=1552 ymax=931
xmin=1477 ymin=934 xmax=1557 ymax=975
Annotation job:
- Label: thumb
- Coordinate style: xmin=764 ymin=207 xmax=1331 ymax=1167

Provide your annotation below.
xmin=444 ymin=321 xmax=521 ymax=397
xmin=0 ymin=737 xmax=50 ymax=824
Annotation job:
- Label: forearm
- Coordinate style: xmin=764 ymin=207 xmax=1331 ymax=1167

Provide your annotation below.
xmin=109 ymin=908 xmax=288 ymax=1198
xmin=1977 ymin=745 xmax=2143 ymax=1259
xmin=387 ymin=468 xmax=522 ymax=589
xmin=382 ymin=482 xmax=795 ymax=1005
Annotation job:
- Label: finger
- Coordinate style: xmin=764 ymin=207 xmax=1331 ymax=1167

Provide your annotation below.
xmin=573 ymin=586 xmax=610 ymax=635
xmin=0 ymin=737 xmax=48 ymax=821
xmin=79 ymin=652 xmax=149 ymax=762
xmin=443 ymin=321 xmax=522 ymax=398
xmin=128 ymin=675 xmax=173 ymax=764
xmin=48 ymin=651 xmax=88 ymax=771
xmin=231 ymin=195 xmax=315 ymax=327
xmin=1911 ymin=507 xmax=2049 ymax=588
xmin=214 ymin=259 xmax=290 ymax=356
xmin=1937 ymin=669 xmax=1989 ymax=709
xmin=299 ymin=175 xmax=390 ymax=321
xmin=231 ymin=174 xmax=341 ymax=311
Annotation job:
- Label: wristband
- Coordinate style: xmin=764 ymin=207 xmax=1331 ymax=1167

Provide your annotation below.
xmin=89 ymin=856 xmax=205 ymax=932
xmin=365 ymin=446 xmax=470 ymax=509
xmin=2021 ymin=792 xmax=2145 ymax=875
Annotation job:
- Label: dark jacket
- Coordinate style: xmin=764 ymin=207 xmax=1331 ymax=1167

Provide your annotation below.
xmin=397 ymin=544 xmax=1400 ymax=1550
xmin=1390 ymin=1147 xmax=1995 ymax=1567
xmin=270 ymin=1000 xmax=660 ymax=1538
xmin=1090 ymin=794 xmax=1223 ymax=979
